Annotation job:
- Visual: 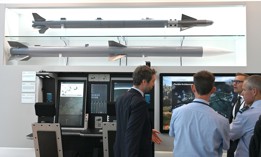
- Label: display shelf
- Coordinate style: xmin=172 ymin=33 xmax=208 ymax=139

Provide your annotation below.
xmin=3 ymin=5 xmax=246 ymax=66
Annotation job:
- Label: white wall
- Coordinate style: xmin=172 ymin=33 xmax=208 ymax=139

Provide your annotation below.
xmin=1 ymin=1 xmax=261 ymax=151
xmin=0 ymin=66 xmax=37 ymax=147
xmin=0 ymin=4 xmax=4 ymax=65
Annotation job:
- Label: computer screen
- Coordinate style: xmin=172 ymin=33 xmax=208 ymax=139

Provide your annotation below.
xmin=57 ymin=80 xmax=86 ymax=130
xmin=111 ymin=79 xmax=132 ymax=102
xmin=90 ymin=83 xmax=108 ymax=114
xmin=111 ymin=79 xmax=152 ymax=107
xmin=160 ymin=73 xmax=236 ymax=133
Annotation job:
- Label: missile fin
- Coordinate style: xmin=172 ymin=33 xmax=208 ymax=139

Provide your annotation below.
xmin=108 ymin=40 xmax=127 ymax=47
xmin=32 ymin=13 xmax=46 ymax=21
xmin=39 ymin=27 xmax=49 ymax=34
xmin=181 ymin=14 xmax=197 ymax=21
xmin=180 ymin=26 xmax=192 ymax=31
xmin=8 ymin=55 xmax=31 ymax=61
xmin=8 ymin=41 xmax=28 ymax=48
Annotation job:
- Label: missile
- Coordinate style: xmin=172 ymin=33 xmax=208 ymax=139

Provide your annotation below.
xmin=32 ymin=13 xmax=213 ymax=34
xmin=8 ymin=41 xmax=203 ymax=61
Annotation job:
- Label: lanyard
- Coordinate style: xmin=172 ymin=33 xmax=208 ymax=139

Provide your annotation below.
xmin=192 ymin=101 xmax=209 ymax=106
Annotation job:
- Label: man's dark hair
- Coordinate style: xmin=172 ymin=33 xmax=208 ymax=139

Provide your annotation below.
xmin=133 ymin=65 xmax=156 ymax=86
xmin=193 ymin=70 xmax=215 ymax=95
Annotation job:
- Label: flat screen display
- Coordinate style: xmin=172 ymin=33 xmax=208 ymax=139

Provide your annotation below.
xmin=90 ymin=84 xmax=108 ymax=114
xmin=160 ymin=73 xmax=236 ymax=133
xmin=111 ymin=80 xmax=132 ymax=102
xmin=58 ymin=80 xmax=86 ymax=130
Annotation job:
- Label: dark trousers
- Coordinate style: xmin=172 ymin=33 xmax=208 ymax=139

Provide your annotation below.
xmin=227 ymin=139 xmax=240 ymax=157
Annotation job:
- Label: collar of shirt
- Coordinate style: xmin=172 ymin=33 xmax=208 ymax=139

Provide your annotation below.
xmin=238 ymin=93 xmax=246 ymax=101
xmin=192 ymin=98 xmax=210 ymax=105
xmin=238 ymin=94 xmax=243 ymax=101
xmin=237 ymin=95 xmax=245 ymax=105
xmin=131 ymin=87 xmax=144 ymax=97
xmin=250 ymin=100 xmax=261 ymax=109
xmin=238 ymin=94 xmax=243 ymax=97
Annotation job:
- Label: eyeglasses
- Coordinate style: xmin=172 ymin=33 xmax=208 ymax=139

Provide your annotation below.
xmin=232 ymin=80 xmax=244 ymax=84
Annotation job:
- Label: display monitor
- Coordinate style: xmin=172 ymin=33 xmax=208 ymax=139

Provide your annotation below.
xmin=57 ymin=79 xmax=86 ymax=130
xmin=111 ymin=78 xmax=133 ymax=102
xmin=90 ymin=83 xmax=109 ymax=114
xmin=160 ymin=73 xmax=236 ymax=133
xmin=111 ymin=78 xmax=152 ymax=107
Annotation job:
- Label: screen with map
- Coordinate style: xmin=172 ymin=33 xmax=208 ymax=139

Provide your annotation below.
xmin=160 ymin=73 xmax=236 ymax=133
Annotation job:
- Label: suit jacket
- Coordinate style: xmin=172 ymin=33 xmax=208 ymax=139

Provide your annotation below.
xmin=114 ymin=88 xmax=152 ymax=157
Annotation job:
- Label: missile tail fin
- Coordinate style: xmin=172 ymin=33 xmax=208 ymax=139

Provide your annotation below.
xmin=180 ymin=14 xmax=197 ymax=31
xmin=8 ymin=55 xmax=31 ymax=61
xmin=32 ymin=13 xmax=46 ymax=21
xmin=181 ymin=14 xmax=197 ymax=21
xmin=180 ymin=26 xmax=192 ymax=31
xmin=108 ymin=41 xmax=127 ymax=47
xmin=39 ymin=27 xmax=48 ymax=34
xmin=8 ymin=41 xmax=28 ymax=48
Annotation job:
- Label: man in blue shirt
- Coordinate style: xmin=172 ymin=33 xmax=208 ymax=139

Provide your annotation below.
xmin=230 ymin=75 xmax=261 ymax=157
xmin=169 ymin=70 xmax=230 ymax=157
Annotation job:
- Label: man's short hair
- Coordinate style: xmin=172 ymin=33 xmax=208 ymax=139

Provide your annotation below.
xmin=244 ymin=75 xmax=261 ymax=93
xmin=235 ymin=72 xmax=249 ymax=79
xmin=133 ymin=65 xmax=156 ymax=86
xmin=193 ymin=70 xmax=215 ymax=95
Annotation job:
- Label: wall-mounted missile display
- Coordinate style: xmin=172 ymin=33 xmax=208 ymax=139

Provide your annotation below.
xmin=4 ymin=6 xmax=246 ymax=66
xmin=8 ymin=41 xmax=203 ymax=61
xmin=32 ymin=13 xmax=213 ymax=34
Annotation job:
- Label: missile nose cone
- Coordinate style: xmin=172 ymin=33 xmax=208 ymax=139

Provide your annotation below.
xmin=203 ymin=47 xmax=232 ymax=57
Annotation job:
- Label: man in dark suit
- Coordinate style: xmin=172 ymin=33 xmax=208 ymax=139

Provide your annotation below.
xmin=229 ymin=73 xmax=249 ymax=123
xmin=114 ymin=65 xmax=161 ymax=157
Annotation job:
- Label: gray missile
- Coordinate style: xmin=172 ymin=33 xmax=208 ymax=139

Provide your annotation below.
xmin=32 ymin=13 xmax=213 ymax=34
xmin=8 ymin=41 xmax=203 ymax=61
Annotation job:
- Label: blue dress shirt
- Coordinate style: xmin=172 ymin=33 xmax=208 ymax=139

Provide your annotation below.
xmin=169 ymin=98 xmax=230 ymax=157
xmin=230 ymin=100 xmax=261 ymax=157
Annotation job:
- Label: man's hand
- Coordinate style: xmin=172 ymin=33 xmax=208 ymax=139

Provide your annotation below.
xmin=152 ymin=129 xmax=162 ymax=144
